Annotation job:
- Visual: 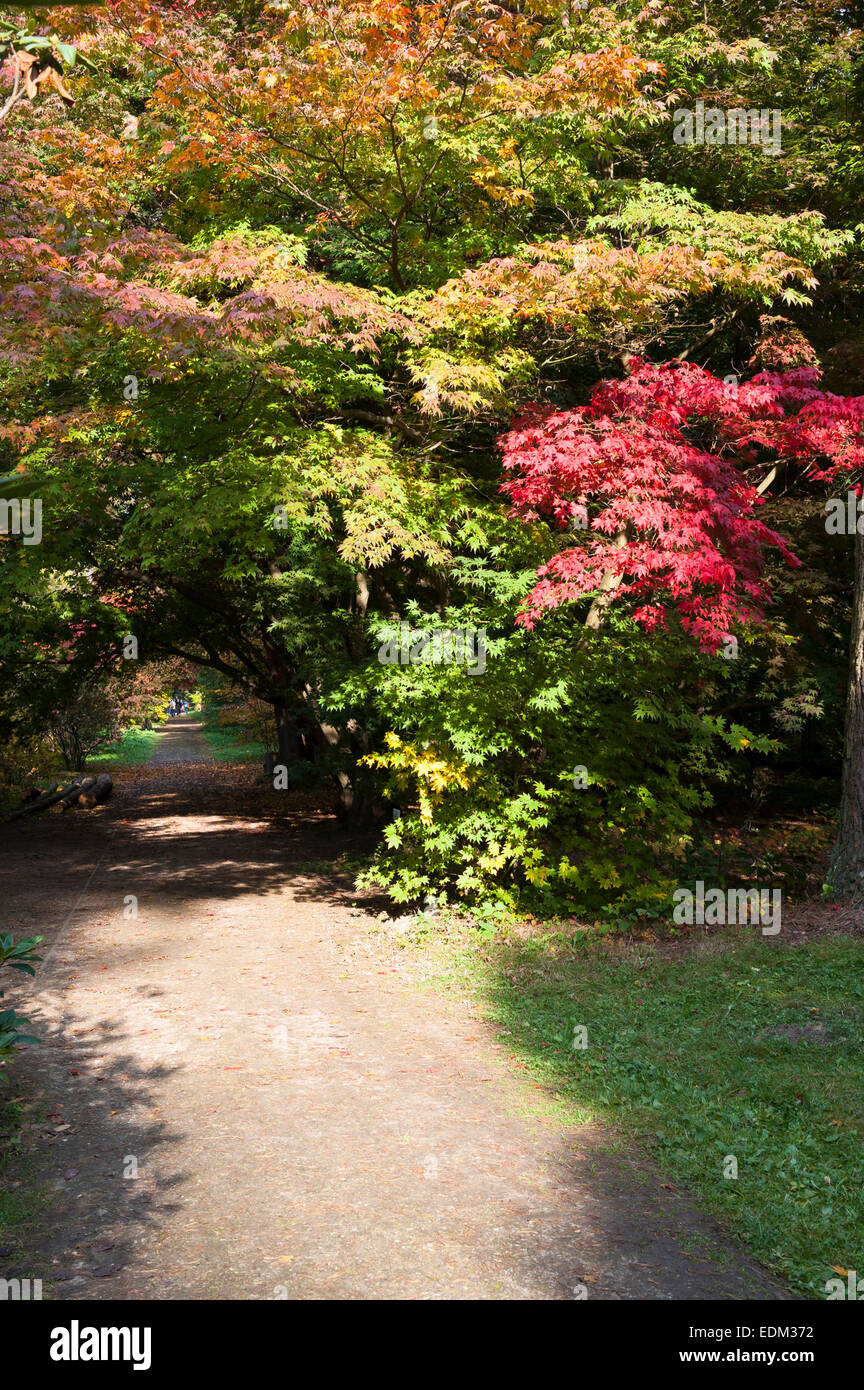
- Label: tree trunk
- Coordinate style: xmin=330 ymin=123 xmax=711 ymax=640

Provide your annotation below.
xmin=827 ymin=523 xmax=864 ymax=896
xmin=273 ymin=700 xmax=301 ymax=768
xmin=584 ymin=526 xmax=628 ymax=629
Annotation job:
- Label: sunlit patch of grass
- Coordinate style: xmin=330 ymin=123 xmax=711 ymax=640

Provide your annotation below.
xmin=199 ymin=725 xmax=266 ymax=763
xmin=89 ymin=728 xmax=160 ymax=768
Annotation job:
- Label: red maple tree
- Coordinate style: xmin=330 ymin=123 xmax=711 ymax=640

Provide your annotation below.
xmin=501 ymin=358 xmax=864 ymax=647
xmin=501 ymin=356 xmax=864 ymax=891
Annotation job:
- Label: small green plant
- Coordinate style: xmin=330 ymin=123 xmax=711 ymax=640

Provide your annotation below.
xmin=0 ymin=935 xmax=43 ymax=1074
xmin=469 ymin=899 xmax=515 ymax=937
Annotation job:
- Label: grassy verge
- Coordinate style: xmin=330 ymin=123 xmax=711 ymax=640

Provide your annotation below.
xmin=0 ymin=1097 xmax=46 ymax=1248
xmin=199 ymin=724 xmax=266 ymax=763
xmin=88 ymin=727 xmax=161 ymax=769
xmin=418 ymin=922 xmax=863 ymax=1297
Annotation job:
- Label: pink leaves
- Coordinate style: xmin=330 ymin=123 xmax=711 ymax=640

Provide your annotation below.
xmin=0 ymin=222 xmax=417 ymax=382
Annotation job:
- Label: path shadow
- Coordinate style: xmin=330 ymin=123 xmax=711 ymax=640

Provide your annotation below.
xmin=0 ymin=997 xmax=187 ymax=1299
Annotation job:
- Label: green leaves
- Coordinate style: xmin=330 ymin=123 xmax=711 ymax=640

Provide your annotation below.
xmin=0 ymin=935 xmax=43 ymax=977
xmin=0 ymin=935 xmax=43 ymax=1071
xmin=0 ymin=19 xmax=97 ymax=78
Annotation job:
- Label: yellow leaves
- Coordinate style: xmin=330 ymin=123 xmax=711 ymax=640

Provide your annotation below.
xmin=473 ymin=177 xmax=535 ymax=210
xmin=405 ymin=348 xmax=520 ymax=416
xmin=520 ymin=847 xmax=551 ymax=886
xmin=416 ymin=230 xmax=818 ymax=394
xmin=362 ymin=732 xmax=472 ymax=827
xmin=478 ymin=845 xmax=509 ymax=874
xmin=525 ymin=862 xmax=550 ymax=887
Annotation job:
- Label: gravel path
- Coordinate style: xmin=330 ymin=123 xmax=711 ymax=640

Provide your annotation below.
xmin=0 ymin=750 xmax=793 ymax=1301
xmin=146 ymin=717 xmax=214 ymax=765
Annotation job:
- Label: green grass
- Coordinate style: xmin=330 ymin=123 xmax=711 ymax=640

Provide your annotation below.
xmin=424 ymin=926 xmax=864 ymax=1297
xmin=199 ymin=724 xmax=266 ymax=763
xmin=0 ymin=1097 xmax=46 ymax=1246
xmin=88 ymin=727 xmax=160 ymax=769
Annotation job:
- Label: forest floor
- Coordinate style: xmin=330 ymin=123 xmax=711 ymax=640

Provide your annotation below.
xmin=0 ymin=718 xmax=800 ymax=1299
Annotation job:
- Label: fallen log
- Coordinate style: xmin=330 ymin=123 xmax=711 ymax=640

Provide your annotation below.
xmin=3 ymin=776 xmax=88 ymax=823
xmin=50 ymin=776 xmax=96 ymax=814
xmin=78 ymin=774 xmax=113 ymax=810
xmin=18 ymin=779 xmax=61 ymax=804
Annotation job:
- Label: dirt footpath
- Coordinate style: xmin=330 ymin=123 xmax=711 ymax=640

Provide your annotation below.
xmin=145 ymin=717 xmax=214 ymax=766
xmin=0 ymin=732 xmax=794 ymax=1300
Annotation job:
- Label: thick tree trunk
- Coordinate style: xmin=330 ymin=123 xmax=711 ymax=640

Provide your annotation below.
xmin=827 ymin=523 xmax=864 ymax=896
xmin=273 ymin=700 xmax=301 ymax=768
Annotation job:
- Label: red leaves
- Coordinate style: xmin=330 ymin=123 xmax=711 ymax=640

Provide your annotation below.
xmin=498 ymin=357 xmax=864 ymax=652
